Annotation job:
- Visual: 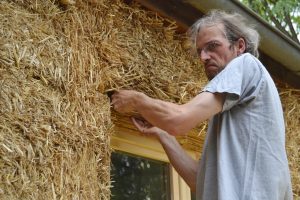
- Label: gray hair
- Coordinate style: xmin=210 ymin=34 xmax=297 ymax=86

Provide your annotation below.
xmin=188 ymin=10 xmax=260 ymax=57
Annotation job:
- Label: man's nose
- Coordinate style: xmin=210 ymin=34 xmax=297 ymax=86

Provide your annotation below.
xmin=200 ymin=50 xmax=210 ymax=62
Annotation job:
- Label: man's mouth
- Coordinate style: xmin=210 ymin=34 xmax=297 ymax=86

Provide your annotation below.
xmin=205 ymin=64 xmax=217 ymax=71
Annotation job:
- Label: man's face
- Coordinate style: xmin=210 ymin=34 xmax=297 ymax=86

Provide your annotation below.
xmin=196 ymin=24 xmax=239 ymax=80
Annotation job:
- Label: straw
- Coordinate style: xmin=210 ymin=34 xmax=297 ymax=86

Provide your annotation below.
xmin=0 ymin=0 xmax=299 ymax=199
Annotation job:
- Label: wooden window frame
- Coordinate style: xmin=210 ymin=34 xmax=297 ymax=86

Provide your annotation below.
xmin=111 ymin=125 xmax=199 ymax=200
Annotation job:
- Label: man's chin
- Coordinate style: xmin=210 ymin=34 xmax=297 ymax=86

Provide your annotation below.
xmin=206 ymin=73 xmax=215 ymax=80
xmin=205 ymin=70 xmax=218 ymax=80
xmin=205 ymin=66 xmax=225 ymax=80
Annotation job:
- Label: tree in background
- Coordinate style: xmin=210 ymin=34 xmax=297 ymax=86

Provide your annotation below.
xmin=241 ymin=0 xmax=300 ymax=44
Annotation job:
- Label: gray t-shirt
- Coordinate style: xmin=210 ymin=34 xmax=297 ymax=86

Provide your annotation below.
xmin=196 ymin=53 xmax=293 ymax=200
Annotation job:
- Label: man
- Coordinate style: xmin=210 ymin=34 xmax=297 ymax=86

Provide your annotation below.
xmin=111 ymin=10 xmax=293 ymax=200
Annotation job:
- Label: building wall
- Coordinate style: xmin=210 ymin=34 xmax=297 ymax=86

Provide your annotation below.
xmin=0 ymin=0 xmax=299 ymax=199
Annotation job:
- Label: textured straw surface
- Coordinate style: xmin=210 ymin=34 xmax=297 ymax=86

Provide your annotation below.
xmin=278 ymin=82 xmax=300 ymax=198
xmin=0 ymin=1 xmax=113 ymax=199
xmin=0 ymin=0 xmax=205 ymax=199
xmin=0 ymin=0 xmax=299 ymax=199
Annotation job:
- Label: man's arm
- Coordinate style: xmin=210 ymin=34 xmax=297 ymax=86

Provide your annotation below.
xmin=132 ymin=117 xmax=198 ymax=192
xmin=112 ymin=90 xmax=224 ymax=135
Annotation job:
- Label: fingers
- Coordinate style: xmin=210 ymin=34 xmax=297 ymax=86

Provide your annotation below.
xmin=110 ymin=91 xmax=124 ymax=112
xmin=109 ymin=90 xmax=134 ymax=113
xmin=110 ymin=90 xmax=119 ymax=105
xmin=132 ymin=117 xmax=152 ymax=135
xmin=131 ymin=117 xmax=144 ymax=132
xmin=132 ymin=117 xmax=165 ymax=140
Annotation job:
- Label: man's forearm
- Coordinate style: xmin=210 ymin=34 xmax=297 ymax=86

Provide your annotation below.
xmin=156 ymin=131 xmax=198 ymax=192
xmin=112 ymin=90 xmax=223 ymax=135
xmin=133 ymin=92 xmax=224 ymax=135
xmin=134 ymin=92 xmax=185 ymax=135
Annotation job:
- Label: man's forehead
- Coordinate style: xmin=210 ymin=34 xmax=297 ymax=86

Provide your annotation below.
xmin=196 ymin=24 xmax=226 ymax=44
xmin=199 ymin=23 xmax=225 ymax=36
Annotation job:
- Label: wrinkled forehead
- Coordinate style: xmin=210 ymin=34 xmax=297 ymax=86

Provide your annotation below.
xmin=196 ymin=23 xmax=227 ymax=45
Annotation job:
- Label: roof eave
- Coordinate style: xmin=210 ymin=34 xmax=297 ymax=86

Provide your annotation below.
xmin=135 ymin=0 xmax=300 ymax=88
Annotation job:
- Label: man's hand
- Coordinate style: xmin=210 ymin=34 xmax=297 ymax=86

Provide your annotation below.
xmin=132 ymin=116 xmax=198 ymax=192
xmin=131 ymin=117 xmax=167 ymax=139
xmin=111 ymin=90 xmax=140 ymax=113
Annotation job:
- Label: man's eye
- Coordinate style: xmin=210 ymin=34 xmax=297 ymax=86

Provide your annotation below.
xmin=207 ymin=42 xmax=218 ymax=51
xmin=197 ymin=42 xmax=220 ymax=55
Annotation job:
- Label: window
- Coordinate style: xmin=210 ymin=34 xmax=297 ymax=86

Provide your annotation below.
xmin=111 ymin=120 xmax=200 ymax=200
xmin=111 ymin=151 xmax=171 ymax=200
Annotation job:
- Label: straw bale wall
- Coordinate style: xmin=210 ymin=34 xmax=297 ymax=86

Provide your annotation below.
xmin=278 ymin=82 xmax=300 ymax=199
xmin=0 ymin=1 xmax=114 ymax=199
xmin=0 ymin=0 xmax=299 ymax=199
xmin=0 ymin=0 xmax=204 ymax=199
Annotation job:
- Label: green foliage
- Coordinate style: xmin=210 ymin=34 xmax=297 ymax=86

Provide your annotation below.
xmin=240 ymin=0 xmax=300 ymax=43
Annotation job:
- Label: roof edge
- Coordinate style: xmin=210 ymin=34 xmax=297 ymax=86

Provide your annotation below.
xmin=134 ymin=0 xmax=300 ymax=88
xmin=186 ymin=0 xmax=300 ymax=76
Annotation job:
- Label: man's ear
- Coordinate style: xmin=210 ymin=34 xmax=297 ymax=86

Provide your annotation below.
xmin=236 ymin=38 xmax=246 ymax=55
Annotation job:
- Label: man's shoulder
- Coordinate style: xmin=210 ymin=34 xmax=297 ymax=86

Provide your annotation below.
xmin=231 ymin=53 xmax=258 ymax=65
xmin=225 ymin=53 xmax=263 ymax=74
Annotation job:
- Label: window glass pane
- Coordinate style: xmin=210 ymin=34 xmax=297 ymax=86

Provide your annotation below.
xmin=111 ymin=151 xmax=170 ymax=200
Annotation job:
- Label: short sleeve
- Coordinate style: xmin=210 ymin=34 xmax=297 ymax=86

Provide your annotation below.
xmin=203 ymin=53 xmax=263 ymax=112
